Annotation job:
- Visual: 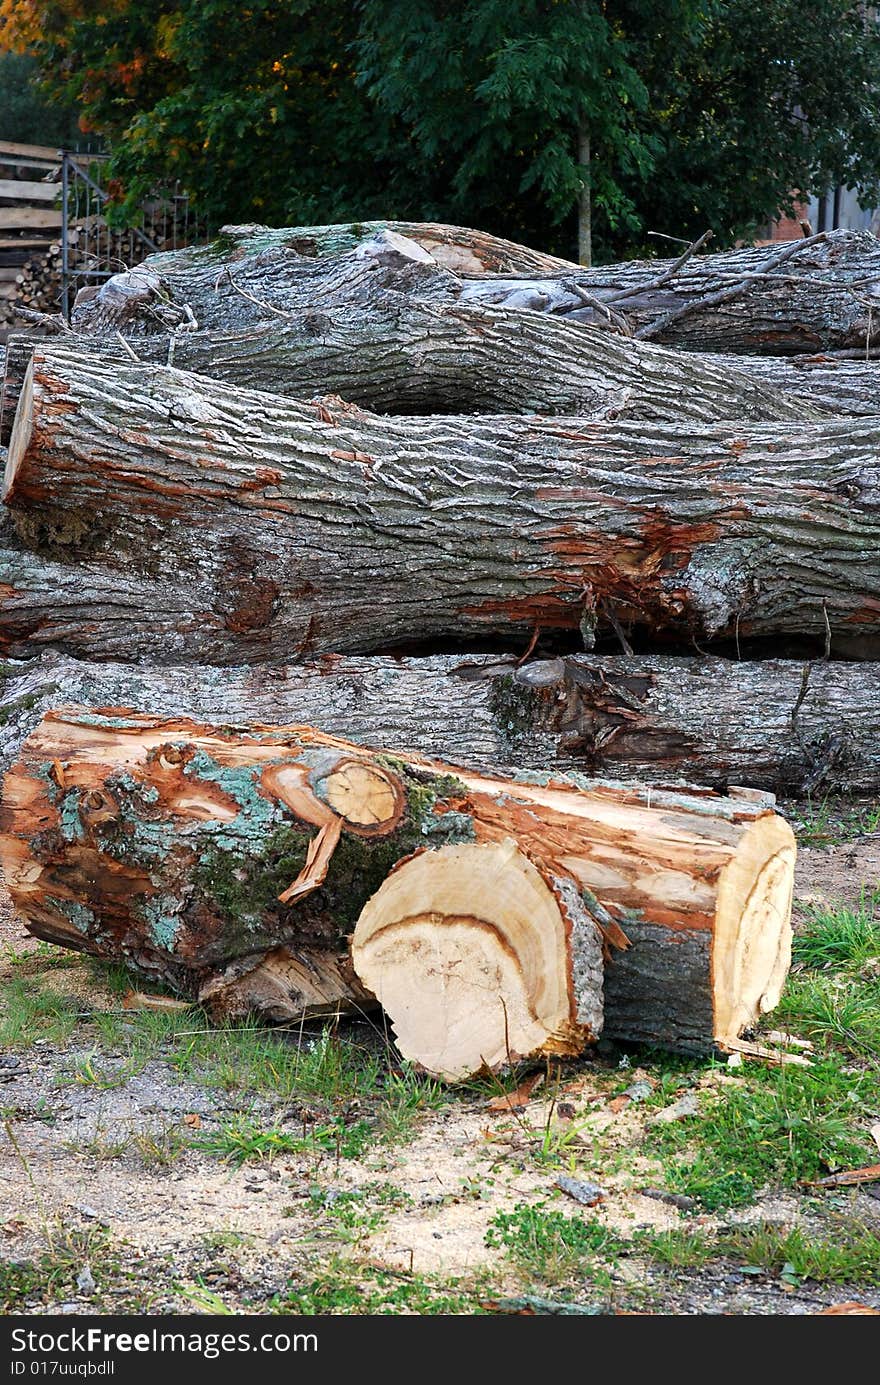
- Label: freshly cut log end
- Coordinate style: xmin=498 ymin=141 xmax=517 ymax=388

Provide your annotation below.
xmin=198 ymin=947 xmax=377 ymax=1025
xmin=712 ymin=813 xmax=796 ymax=1043
xmin=351 ymin=838 xmax=603 ymax=1081
xmin=319 ymin=758 xmax=405 ymax=834
xmin=602 ymin=812 xmax=796 ymax=1052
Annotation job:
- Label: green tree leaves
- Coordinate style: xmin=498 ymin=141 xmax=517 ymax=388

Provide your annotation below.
xmin=10 ymin=0 xmax=880 ymax=258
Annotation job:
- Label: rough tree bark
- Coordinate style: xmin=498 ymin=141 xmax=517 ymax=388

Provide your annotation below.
xmin=0 ymin=710 xmax=795 ymax=1071
xmin=70 ymin=225 xmax=880 ymax=355
xmin=2 ymin=652 xmax=878 ymax=795
xmin=0 ymin=304 xmax=816 ymax=447
xmin=6 ymin=347 xmax=880 ymax=658
xmin=700 ymin=354 xmax=880 ymax=417
xmin=70 ymin=229 xmax=460 ymax=336
xmin=461 ymin=228 xmax=880 ymax=353
xmin=159 ymin=219 xmax=583 ymax=275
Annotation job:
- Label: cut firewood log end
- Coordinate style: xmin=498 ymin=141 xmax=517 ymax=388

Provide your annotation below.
xmin=351 ymin=838 xmax=604 ymax=1082
xmin=710 ymin=812 xmax=796 ymax=1045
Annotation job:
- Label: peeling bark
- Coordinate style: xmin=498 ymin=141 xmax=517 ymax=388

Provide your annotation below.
xmin=2 ymin=651 xmax=878 ymax=796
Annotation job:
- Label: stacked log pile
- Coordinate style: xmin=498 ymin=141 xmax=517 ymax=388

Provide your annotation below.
xmin=1 ymin=219 xmax=877 ymax=1079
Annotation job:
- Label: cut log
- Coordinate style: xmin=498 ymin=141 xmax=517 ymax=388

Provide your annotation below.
xmin=0 ymin=710 xmax=795 ymax=1072
xmin=71 ymin=224 xmax=880 ymax=355
xmin=461 ymin=229 xmax=880 ymax=354
xmin=131 ymin=218 xmax=582 ymax=282
xmin=0 ymin=301 xmax=817 ymax=447
xmin=351 ymin=841 xmax=603 ymax=1078
xmin=2 ymin=652 xmax=879 ymax=795
xmin=701 ymin=354 xmax=880 ymax=418
xmin=6 ymin=346 xmax=880 ymax=657
xmin=69 ymin=230 xmax=461 ymax=335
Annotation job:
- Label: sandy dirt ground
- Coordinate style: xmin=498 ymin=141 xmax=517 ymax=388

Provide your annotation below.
xmin=1 ymin=835 xmax=878 ymax=1316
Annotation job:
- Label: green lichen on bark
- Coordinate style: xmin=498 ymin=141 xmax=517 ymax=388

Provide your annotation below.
xmin=487 ymin=674 xmax=539 ymax=750
xmin=188 ymin=759 xmax=476 ymax=955
xmin=25 ymin=732 xmax=478 ymax=975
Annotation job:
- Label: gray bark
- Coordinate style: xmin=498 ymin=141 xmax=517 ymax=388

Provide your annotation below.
xmin=603 ymin=920 xmax=715 ymax=1052
xmin=0 ymin=304 xmax=818 ymax=447
xmin=7 ymin=345 xmax=880 ymax=659
xmin=2 ymin=650 xmax=878 ymax=796
xmin=462 ymin=228 xmax=880 ymax=354
xmin=166 ymin=218 xmax=582 ymax=274
xmin=71 ymin=224 xmax=880 ymax=356
xmin=701 ymin=353 xmax=880 ymax=417
xmin=70 ymin=230 xmax=460 ymax=336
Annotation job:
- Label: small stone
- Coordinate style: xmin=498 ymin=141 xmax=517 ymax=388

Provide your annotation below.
xmin=624 ymin=1079 xmax=655 ymax=1104
xmin=648 ymin=1092 xmax=700 ymax=1125
xmin=556 ymin=1174 xmax=605 ymax=1206
xmin=74 ymin=1204 xmax=102 ymax=1221
xmin=76 ymin=1265 xmax=96 ymax=1295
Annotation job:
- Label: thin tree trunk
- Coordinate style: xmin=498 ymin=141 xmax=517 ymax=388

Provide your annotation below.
xmin=578 ymin=125 xmax=592 ymax=269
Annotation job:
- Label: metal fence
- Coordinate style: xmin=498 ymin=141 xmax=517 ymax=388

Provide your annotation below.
xmin=60 ymin=150 xmax=209 ymax=317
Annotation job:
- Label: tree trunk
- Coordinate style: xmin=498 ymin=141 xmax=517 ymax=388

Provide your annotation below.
xmin=0 ymin=710 xmax=795 ymax=1072
xmin=701 ymin=354 xmax=880 ymax=417
xmin=70 ymin=224 xmax=880 ymax=355
xmin=461 ymin=227 xmax=880 ymax=353
xmin=156 ymin=218 xmax=583 ymax=276
xmin=3 ymin=651 xmax=879 ymax=796
xmin=70 ymin=229 xmax=460 ymax=336
xmin=6 ymin=346 xmax=880 ymax=658
xmin=0 ymin=304 xmax=817 ymax=448
xmin=577 ymin=126 xmax=592 ymax=269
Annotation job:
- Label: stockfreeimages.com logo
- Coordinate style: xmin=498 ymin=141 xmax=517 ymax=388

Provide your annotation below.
xmin=11 ymin=1328 xmax=316 ymax=1362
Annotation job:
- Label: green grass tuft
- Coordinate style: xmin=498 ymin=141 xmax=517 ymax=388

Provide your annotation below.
xmin=485 ymin=1201 xmax=620 ymax=1286
xmin=646 ymin=1062 xmax=879 ymax=1210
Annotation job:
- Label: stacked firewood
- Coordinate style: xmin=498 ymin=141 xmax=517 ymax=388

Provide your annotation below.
xmin=0 ymin=203 xmax=204 ymax=326
xmin=3 ymin=239 xmax=63 ymax=316
xmin=1 ymin=220 xmax=878 ymax=1079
